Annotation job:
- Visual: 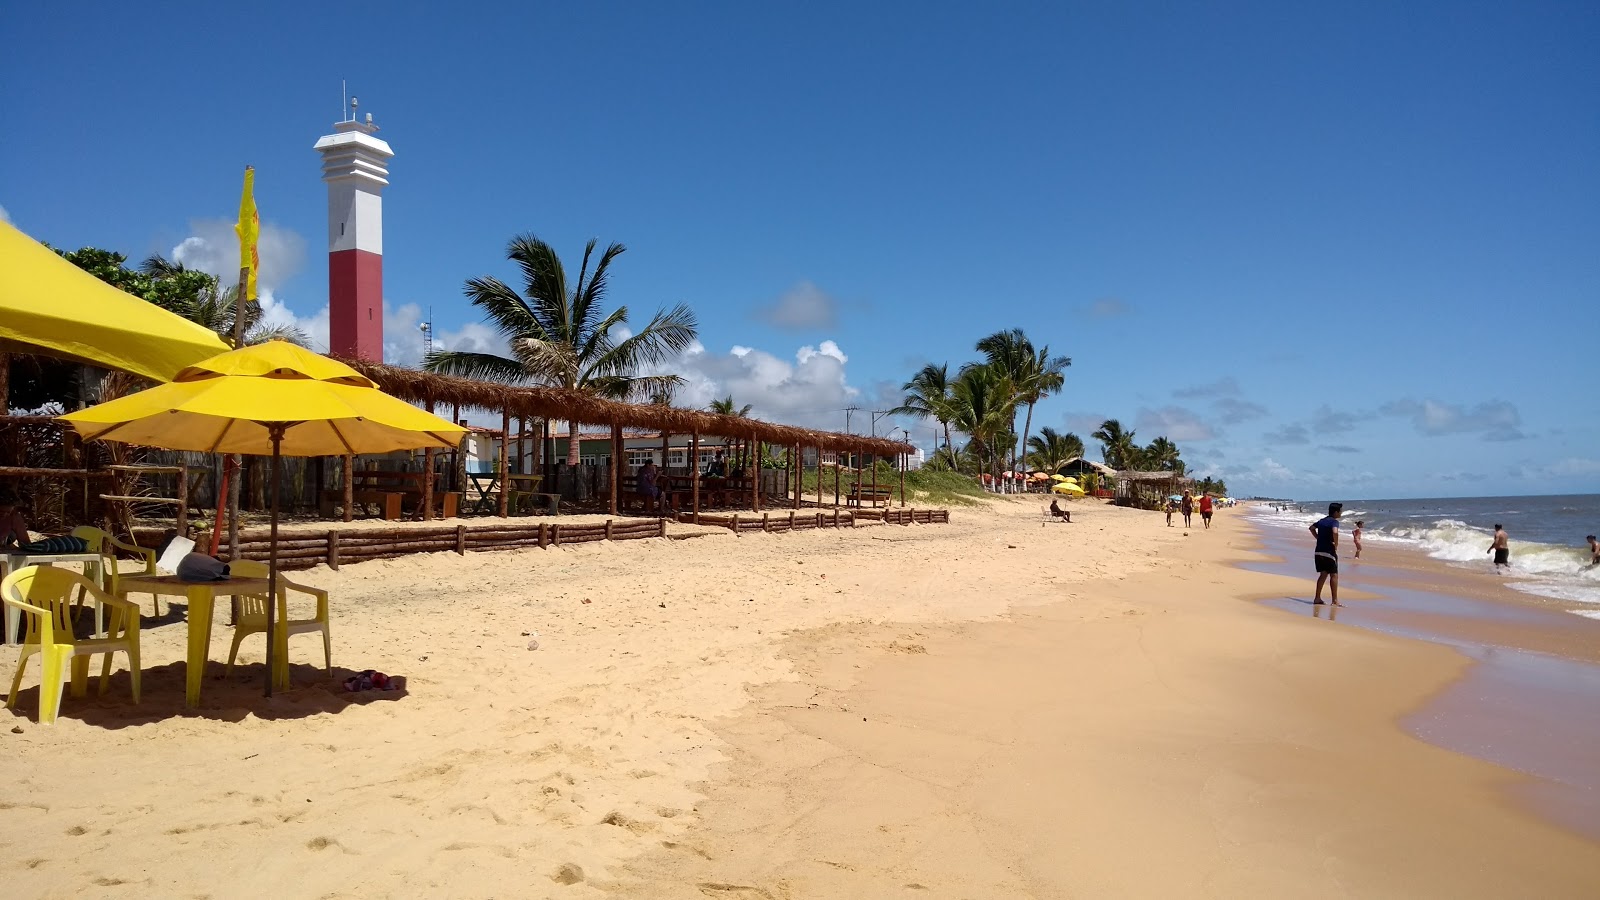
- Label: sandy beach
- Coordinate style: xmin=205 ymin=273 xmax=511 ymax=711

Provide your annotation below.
xmin=2 ymin=500 xmax=1597 ymax=898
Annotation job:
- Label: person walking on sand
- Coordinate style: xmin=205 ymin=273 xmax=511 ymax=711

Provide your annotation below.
xmin=1487 ymin=524 xmax=1511 ymax=572
xmin=1199 ymin=492 xmax=1214 ymax=529
xmin=1181 ymin=490 xmax=1194 ymax=528
xmin=1353 ymin=520 xmax=1364 ymax=558
xmin=1309 ymin=502 xmax=1343 ymax=606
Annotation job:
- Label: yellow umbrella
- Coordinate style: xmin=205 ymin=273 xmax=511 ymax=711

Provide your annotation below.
xmin=1052 ymin=482 xmax=1086 ymax=496
xmin=61 ymin=341 xmax=467 ymax=695
xmin=1050 ymin=473 xmax=1069 ymax=481
xmin=0 ymin=220 xmax=230 ymax=381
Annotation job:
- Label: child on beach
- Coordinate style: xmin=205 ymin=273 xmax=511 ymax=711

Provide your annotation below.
xmin=1353 ymin=521 xmax=1364 ymax=558
xmin=1165 ymin=498 xmax=1175 ymax=527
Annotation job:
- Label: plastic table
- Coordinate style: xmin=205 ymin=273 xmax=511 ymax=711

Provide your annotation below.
xmin=114 ymin=573 xmax=272 ymax=708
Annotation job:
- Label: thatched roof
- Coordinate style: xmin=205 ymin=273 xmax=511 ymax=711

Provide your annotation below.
xmin=1116 ymin=470 xmax=1193 ymax=483
xmin=339 ymin=359 xmax=913 ymax=457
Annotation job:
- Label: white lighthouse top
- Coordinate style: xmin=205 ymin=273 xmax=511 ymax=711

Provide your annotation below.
xmin=313 ymin=119 xmax=394 ymax=189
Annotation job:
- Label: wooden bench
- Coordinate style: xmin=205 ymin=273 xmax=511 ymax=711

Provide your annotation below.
xmin=321 ymin=481 xmax=461 ymax=520
xmin=846 ymin=484 xmax=894 ymax=507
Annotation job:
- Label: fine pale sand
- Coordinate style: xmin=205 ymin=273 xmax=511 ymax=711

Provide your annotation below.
xmin=2 ymin=501 xmax=1597 ymax=897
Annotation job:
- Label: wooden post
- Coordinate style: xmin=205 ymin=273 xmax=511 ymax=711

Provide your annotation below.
xmin=792 ymin=444 xmax=801 ymax=509
xmin=498 ymin=408 xmax=511 ymax=517
xmin=517 ymin=416 xmax=526 ymax=474
xmin=900 ymin=447 xmax=907 ymax=507
xmin=816 ymin=447 xmax=823 ymax=508
xmin=833 ymin=456 xmax=841 ymax=507
xmin=751 ymin=440 xmax=761 ymax=511
xmin=456 ymin=524 xmax=467 ymax=555
xmin=609 ymin=422 xmax=622 ymax=516
xmin=423 ymin=399 xmax=437 ymax=521
xmin=605 ymin=519 xmax=614 ymax=540
xmin=341 ymin=454 xmax=354 ymax=523
xmin=691 ymin=430 xmax=701 ymax=524
xmin=175 ymin=464 xmax=189 ymax=536
xmin=450 ymin=403 xmax=461 ymax=492
xmin=328 ymin=532 xmax=341 ymax=570
xmin=870 ymin=448 xmax=878 ymax=508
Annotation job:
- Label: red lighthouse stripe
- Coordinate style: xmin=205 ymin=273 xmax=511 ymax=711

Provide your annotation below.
xmin=328 ymin=248 xmax=383 ymax=361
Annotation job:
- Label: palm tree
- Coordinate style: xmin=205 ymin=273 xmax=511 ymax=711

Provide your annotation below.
xmin=1091 ymin=418 xmax=1139 ymax=470
xmin=891 ymin=363 xmax=960 ymax=461
xmin=1144 ymin=436 xmax=1182 ymax=472
xmin=1025 ymin=427 xmax=1085 ymax=474
xmin=425 ymin=235 xmax=698 ymax=464
xmin=951 ymin=363 xmax=1016 ymax=478
xmin=977 ymin=329 xmax=1070 ymax=474
xmin=139 ymin=255 xmax=307 ymax=346
xmin=708 ymin=395 xmax=752 ymax=417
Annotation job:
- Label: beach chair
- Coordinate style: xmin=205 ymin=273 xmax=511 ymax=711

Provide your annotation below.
xmin=224 ymin=560 xmax=332 ymax=689
xmin=70 ymin=526 xmax=159 ymax=614
xmin=2 ymin=566 xmax=142 ymax=724
xmin=1041 ymin=504 xmax=1069 ymax=525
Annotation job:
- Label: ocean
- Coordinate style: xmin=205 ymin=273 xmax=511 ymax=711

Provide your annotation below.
xmin=1250 ymin=494 xmax=1600 ymax=611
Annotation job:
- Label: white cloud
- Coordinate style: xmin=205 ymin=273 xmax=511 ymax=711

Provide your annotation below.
xmin=756 ymin=280 xmax=840 ymax=331
xmin=645 ymin=339 xmax=866 ymax=431
xmin=170 ymin=218 xmax=306 ymax=294
xmin=1380 ymin=398 xmax=1524 ymax=441
xmin=1536 ymin=457 xmax=1600 ymax=479
xmin=1087 ymin=298 xmax=1129 ymax=318
xmin=1135 ymin=405 xmax=1215 ymax=441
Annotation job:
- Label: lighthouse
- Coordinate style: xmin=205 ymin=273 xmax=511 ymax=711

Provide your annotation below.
xmin=314 ymin=99 xmax=393 ymax=361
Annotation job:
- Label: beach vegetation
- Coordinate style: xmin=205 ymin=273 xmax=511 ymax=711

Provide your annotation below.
xmin=1025 ymin=426 xmax=1085 ymax=473
xmin=425 ymin=234 xmax=698 ymax=465
xmin=977 ymin=329 xmax=1070 ymax=474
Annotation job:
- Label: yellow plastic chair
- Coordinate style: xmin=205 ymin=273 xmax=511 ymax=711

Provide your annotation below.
xmin=224 ymin=560 xmax=332 ymax=690
xmin=70 ymin=526 xmax=159 ymax=615
xmin=2 ymin=566 xmax=141 ymax=724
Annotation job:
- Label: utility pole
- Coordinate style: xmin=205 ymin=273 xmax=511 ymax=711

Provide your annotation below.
xmin=869 ymin=409 xmax=892 ymax=438
xmin=843 ymin=405 xmax=860 ymax=434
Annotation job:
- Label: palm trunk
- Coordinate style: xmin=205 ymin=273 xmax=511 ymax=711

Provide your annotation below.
xmin=941 ymin=420 xmax=952 ymax=464
xmin=567 ymin=420 xmax=581 ymax=467
xmin=1020 ymin=402 xmax=1035 ymax=475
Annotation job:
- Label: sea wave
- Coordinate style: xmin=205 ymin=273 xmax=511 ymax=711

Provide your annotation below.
xmin=1247 ymin=504 xmax=1600 ymax=605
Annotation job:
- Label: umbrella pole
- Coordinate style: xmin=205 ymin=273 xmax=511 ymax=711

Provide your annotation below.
xmin=265 ymin=427 xmax=283 ymax=698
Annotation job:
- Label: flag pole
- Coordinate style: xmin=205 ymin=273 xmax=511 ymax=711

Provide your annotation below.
xmin=227 ymin=165 xmax=257 ymax=563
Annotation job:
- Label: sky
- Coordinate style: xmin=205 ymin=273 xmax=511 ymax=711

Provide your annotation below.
xmin=2 ymin=1 xmax=1596 ymax=499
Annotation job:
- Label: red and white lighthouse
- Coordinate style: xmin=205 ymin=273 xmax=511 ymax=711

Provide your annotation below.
xmin=314 ymin=103 xmax=393 ymax=361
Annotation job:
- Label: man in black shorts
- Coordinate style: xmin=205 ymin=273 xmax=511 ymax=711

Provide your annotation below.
xmin=1309 ymin=502 xmax=1343 ymax=606
xmin=1488 ymin=524 xmax=1511 ymax=572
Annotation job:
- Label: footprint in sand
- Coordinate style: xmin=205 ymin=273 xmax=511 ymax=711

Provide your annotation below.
xmin=550 ymin=863 xmax=584 ymax=885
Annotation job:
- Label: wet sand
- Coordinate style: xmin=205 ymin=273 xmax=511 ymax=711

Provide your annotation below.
xmin=608 ymin=509 xmax=1600 ymax=897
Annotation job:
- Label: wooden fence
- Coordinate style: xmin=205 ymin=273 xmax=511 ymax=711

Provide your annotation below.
xmin=226 ymin=518 xmax=668 ymax=571
xmin=680 ymin=507 xmax=949 ymax=533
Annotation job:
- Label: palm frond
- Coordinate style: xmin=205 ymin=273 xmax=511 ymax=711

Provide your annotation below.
xmin=423 ymin=350 xmax=530 ymax=384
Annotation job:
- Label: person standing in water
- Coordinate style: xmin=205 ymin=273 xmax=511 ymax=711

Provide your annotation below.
xmin=1487 ymin=524 xmax=1511 ymax=572
xmin=1584 ymin=534 xmax=1597 ymax=569
xmin=1309 ymin=502 xmax=1343 ymax=606
xmin=1352 ymin=520 xmax=1364 ymax=558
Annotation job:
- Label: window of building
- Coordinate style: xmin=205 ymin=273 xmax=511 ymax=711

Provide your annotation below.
xmin=627 ymin=450 xmax=655 ymax=467
xmin=579 ymin=455 xmax=598 ymax=467
xmin=668 ymin=449 xmax=686 ymax=467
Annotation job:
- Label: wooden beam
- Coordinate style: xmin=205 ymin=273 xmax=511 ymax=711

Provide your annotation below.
xmin=423 ymin=398 xmax=436 ymax=521
xmin=751 ymin=440 xmax=761 ymax=511
xmin=341 ymin=455 xmax=354 ymax=523
xmin=691 ymin=430 xmax=701 ymax=523
xmin=609 ymin=422 xmax=623 ymax=516
xmin=498 ymin=407 xmax=510 ymax=517
xmin=899 ymin=447 xmax=907 ymax=507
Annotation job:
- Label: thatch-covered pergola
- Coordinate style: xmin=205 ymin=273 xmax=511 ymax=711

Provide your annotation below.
xmin=1114 ymin=470 xmax=1193 ymax=510
xmin=337 ymin=359 xmax=915 ymax=521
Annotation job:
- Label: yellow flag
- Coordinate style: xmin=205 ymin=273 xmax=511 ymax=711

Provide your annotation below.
xmin=234 ymin=166 xmax=259 ymax=301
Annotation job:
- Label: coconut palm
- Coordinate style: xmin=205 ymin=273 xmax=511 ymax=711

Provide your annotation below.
xmin=425 ymin=235 xmax=698 ymax=464
xmin=708 ymin=395 xmax=752 ymax=417
xmin=891 ymin=363 xmax=961 ymax=461
xmin=1092 ymin=418 xmax=1139 ymax=470
xmin=1025 ymin=427 xmax=1085 ymax=474
xmin=976 ymin=329 xmax=1070 ymax=474
xmin=951 ymin=363 xmax=1017 ymax=477
xmin=139 ymin=255 xmax=308 ymax=346
xmin=1144 ymin=436 xmax=1182 ymax=472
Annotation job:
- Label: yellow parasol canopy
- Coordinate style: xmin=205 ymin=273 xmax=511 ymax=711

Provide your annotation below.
xmin=60 ymin=341 xmax=468 ymax=698
xmin=1052 ymin=481 xmax=1086 ymax=495
xmin=0 ymin=220 xmax=230 ymax=382
xmin=59 ymin=340 xmax=466 ymax=455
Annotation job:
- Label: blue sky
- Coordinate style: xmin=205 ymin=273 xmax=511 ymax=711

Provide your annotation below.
xmin=3 ymin=2 xmax=1596 ymax=499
